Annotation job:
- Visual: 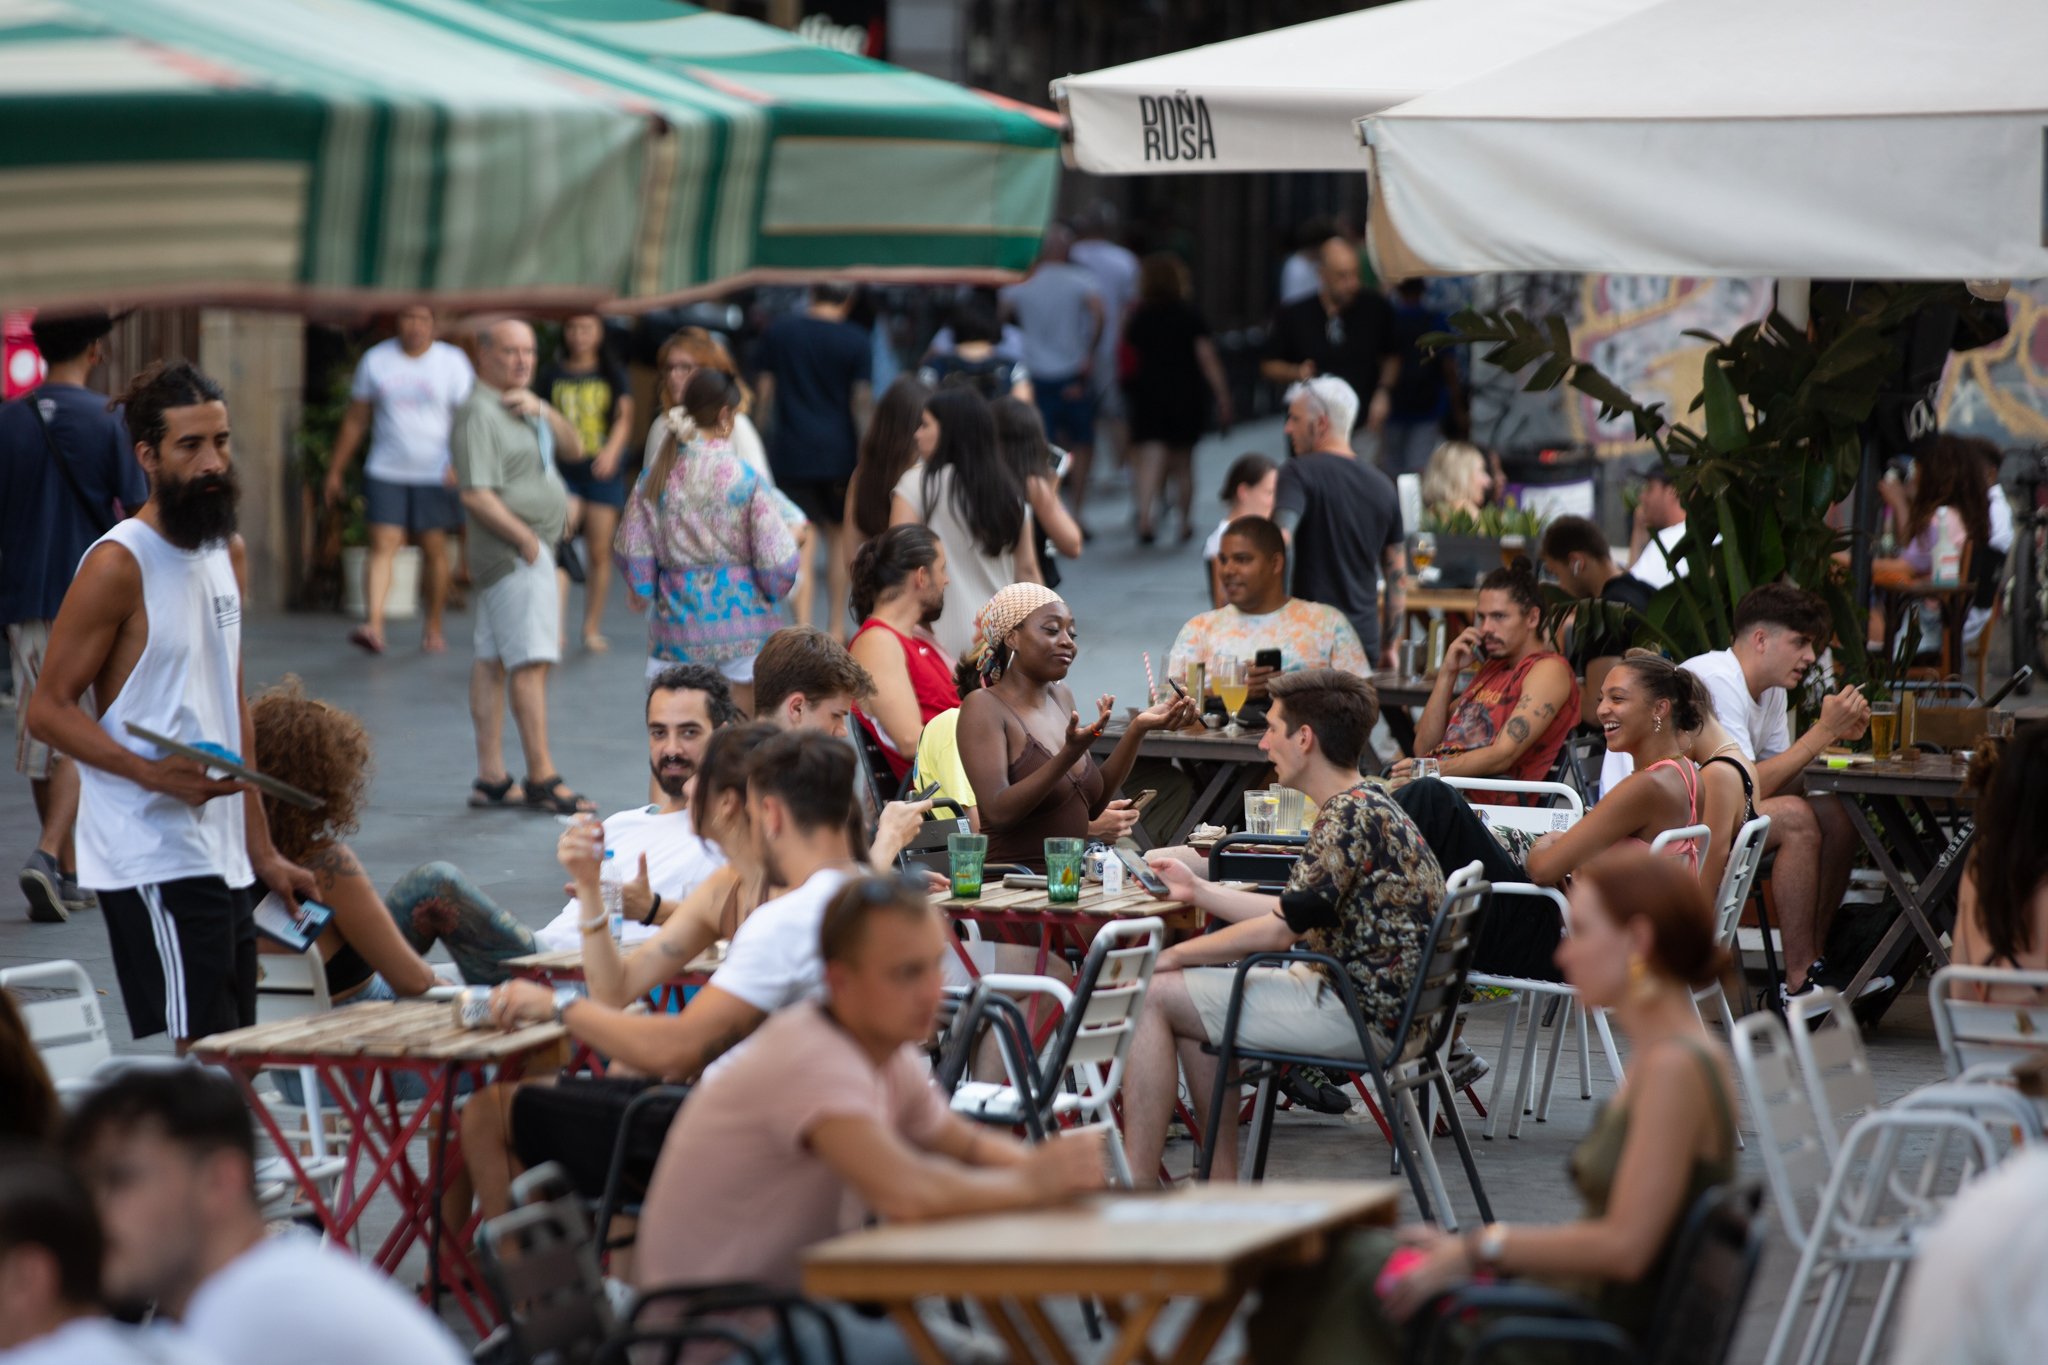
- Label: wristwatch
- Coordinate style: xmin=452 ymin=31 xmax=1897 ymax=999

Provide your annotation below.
xmin=1469 ymin=1221 xmax=1509 ymax=1270
xmin=550 ymin=985 xmax=581 ymax=1024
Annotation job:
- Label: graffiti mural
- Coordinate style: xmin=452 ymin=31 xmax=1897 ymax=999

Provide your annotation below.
xmin=1937 ymin=280 xmax=2048 ymax=450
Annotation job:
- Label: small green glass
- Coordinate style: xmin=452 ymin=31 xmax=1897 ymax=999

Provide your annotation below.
xmin=1045 ymin=837 xmax=1085 ymax=904
xmin=947 ymin=832 xmax=988 ymax=899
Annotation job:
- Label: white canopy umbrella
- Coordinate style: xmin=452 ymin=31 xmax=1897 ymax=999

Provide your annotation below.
xmin=1361 ymin=0 xmax=2048 ymax=281
xmin=1053 ymin=0 xmax=1653 ymax=176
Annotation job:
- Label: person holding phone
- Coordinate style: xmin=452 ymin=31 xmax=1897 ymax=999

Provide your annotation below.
xmin=1164 ymin=516 xmax=1372 ymax=725
xmin=1391 ymin=560 xmax=1578 ymax=787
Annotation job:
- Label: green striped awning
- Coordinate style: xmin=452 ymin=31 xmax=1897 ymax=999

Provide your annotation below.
xmin=0 ymin=0 xmax=1062 ymax=311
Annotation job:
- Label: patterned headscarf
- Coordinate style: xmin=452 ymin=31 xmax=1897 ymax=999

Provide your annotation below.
xmin=966 ymin=583 xmax=1065 ymax=684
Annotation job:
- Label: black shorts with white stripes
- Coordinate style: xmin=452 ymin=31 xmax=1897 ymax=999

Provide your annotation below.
xmin=96 ymin=876 xmax=257 ymax=1042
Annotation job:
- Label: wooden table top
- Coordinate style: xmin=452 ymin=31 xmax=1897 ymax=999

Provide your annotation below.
xmin=503 ymin=946 xmax=724 ymax=978
xmin=940 ymin=880 xmax=1201 ymax=924
xmin=1090 ymin=726 xmax=1271 ymax=763
xmin=804 ymin=1180 xmax=1399 ymax=1300
xmin=1401 ymin=587 xmax=1480 ymax=613
xmin=1802 ymin=752 xmax=1975 ymax=798
xmin=191 ymin=999 xmax=566 ymax=1064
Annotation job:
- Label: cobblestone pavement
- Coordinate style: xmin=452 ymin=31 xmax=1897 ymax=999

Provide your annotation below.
xmin=2 ymin=418 xmax=1955 ymax=1358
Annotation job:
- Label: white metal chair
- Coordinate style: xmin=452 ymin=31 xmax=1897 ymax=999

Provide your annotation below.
xmin=0 ymin=960 xmax=110 ymax=1097
xmin=1647 ymin=822 xmax=1713 ymax=868
xmin=1446 ymin=776 xmax=1617 ymax=1139
xmin=1695 ymin=815 xmax=1771 ymax=1042
xmin=948 ymin=917 xmax=1164 ymax=1185
xmin=251 ymin=953 xmax=354 ymax=1227
xmin=1735 ymin=1007 xmax=2000 ymax=1365
xmin=1929 ymin=965 xmax=2048 ymax=1083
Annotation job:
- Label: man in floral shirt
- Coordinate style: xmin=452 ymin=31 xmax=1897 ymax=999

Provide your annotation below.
xmin=1121 ymin=669 xmax=1444 ymax=1184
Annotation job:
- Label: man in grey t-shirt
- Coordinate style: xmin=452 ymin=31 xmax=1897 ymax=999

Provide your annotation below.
xmin=450 ymin=319 xmax=591 ymax=815
xmin=1002 ymin=224 xmax=1104 ymax=529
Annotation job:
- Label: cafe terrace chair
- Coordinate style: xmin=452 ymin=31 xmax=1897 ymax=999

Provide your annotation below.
xmin=1929 ymin=965 xmax=2048 ymax=1083
xmin=1733 ymin=1009 xmax=2000 ymax=1365
xmin=1696 ymin=817 xmax=1772 ymax=1044
xmin=0 ymin=959 xmax=110 ymax=1098
xmin=592 ymin=1084 xmax=693 ymax=1260
xmin=1415 ymin=1181 xmax=1765 ymax=1365
xmin=475 ymin=1161 xmax=617 ymax=1365
xmin=1195 ymin=868 xmax=1494 ymax=1230
xmin=595 ymin=1325 xmax=767 ymax=1364
xmin=945 ymin=916 xmax=1165 ymax=1185
xmin=624 ymin=1287 xmax=845 ymax=1365
xmin=1444 ymin=776 xmax=1619 ymax=1139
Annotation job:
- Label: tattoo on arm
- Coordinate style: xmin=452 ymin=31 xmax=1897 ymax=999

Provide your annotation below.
xmin=300 ymin=845 xmax=363 ymax=884
xmin=1505 ymin=716 xmax=1532 ymax=745
xmin=656 ymin=938 xmax=691 ymax=960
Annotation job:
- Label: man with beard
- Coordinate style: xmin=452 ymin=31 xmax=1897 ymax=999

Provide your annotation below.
xmin=27 ymin=361 xmax=314 ymax=1048
xmin=530 ymin=664 xmax=741 ymax=951
xmin=847 ymin=524 xmax=955 ymax=783
xmin=452 ymin=317 xmax=590 ymax=816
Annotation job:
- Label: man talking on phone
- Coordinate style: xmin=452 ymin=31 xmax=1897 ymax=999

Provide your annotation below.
xmin=1390 ymin=561 xmax=1578 ymax=786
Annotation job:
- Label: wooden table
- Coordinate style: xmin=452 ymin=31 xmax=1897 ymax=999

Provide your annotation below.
xmin=1403 ymin=586 xmax=1480 ymax=618
xmin=1090 ymin=726 xmax=1272 ymax=847
xmin=191 ymin=1001 xmax=565 ymax=1332
xmin=803 ymin=1180 xmax=1399 ymax=1365
xmin=1803 ymin=753 xmax=1975 ymax=1006
xmin=939 ymin=880 xmax=1203 ymax=982
xmin=1369 ymin=670 xmax=1436 ymax=711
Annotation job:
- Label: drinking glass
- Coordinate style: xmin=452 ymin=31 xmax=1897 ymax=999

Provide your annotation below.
xmin=1868 ymin=704 xmax=1899 ymax=762
xmin=1499 ymin=534 xmax=1527 ymax=570
xmin=1414 ymin=756 xmax=1442 ymax=780
xmin=1044 ymin=838 xmax=1085 ymax=904
xmin=1213 ymin=657 xmax=1250 ymax=734
xmin=1244 ymin=791 xmax=1280 ymax=836
xmin=947 ymin=833 xmax=988 ymax=899
xmin=1411 ymin=531 xmax=1437 ymax=580
xmin=1987 ymin=708 xmax=2016 ymax=742
xmin=1269 ymin=787 xmax=1307 ymax=835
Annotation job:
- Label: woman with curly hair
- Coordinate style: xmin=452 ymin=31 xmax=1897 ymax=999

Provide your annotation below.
xmin=248 ymin=678 xmax=535 ymax=1006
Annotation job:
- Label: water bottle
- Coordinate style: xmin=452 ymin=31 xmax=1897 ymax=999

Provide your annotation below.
xmin=599 ymin=849 xmax=625 ymax=943
xmin=1932 ymin=509 xmax=1963 ymax=588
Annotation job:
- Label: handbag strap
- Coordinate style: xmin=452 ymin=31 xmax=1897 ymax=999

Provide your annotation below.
xmin=28 ymin=388 xmax=114 ymax=535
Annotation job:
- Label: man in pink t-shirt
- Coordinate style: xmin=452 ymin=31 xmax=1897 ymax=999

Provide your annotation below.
xmin=633 ymin=876 xmax=1106 ymax=1350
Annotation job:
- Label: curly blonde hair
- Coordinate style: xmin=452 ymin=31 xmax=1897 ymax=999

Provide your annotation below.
xmin=248 ymin=676 xmax=371 ymax=863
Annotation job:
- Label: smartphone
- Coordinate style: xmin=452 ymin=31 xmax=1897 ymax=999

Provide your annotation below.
xmin=1115 ymin=847 xmax=1170 ymax=897
xmin=1130 ymin=788 xmax=1158 ymax=813
xmin=1166 ymin=676 xmax=1190 ymax=700
xmin=907 ymin=781 xmax=941 ymax=803
xmin=1052 ymin=445 xmax=1073 ymax=481
xmin=1254 ymin=648 xmax=1283 ymax=672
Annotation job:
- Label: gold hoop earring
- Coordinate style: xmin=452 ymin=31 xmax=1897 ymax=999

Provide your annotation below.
xmin=1627 ymin=954 xmax=1661 ymax=1003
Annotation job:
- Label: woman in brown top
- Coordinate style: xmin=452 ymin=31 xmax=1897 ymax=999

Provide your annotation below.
xmin=955 ymin=583 xmax=1195 ymax=868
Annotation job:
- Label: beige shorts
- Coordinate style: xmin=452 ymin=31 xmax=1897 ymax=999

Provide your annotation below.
xmin=1181 ymin=961 xmax=1376 ymax=1062
xmin=474 ymin=553 xmax=560 ymax=670
xmin=9 ymin=621 xmax=55 ymax=780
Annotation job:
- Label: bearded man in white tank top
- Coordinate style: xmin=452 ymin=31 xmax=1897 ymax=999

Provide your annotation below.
xmin=26 ymin=360 xmax=314 ymax=1046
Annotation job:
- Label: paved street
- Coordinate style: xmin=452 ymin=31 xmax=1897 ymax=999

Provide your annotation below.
xmin=0 ymin=419 xmax=1956 ymax=1358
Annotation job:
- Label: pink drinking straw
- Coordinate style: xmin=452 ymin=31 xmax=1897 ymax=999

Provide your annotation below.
xmin=1143 ymin=651 xmax=1158 ymax=706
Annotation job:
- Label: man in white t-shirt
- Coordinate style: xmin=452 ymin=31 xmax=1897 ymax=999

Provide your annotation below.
xmin=322 ymin=305 xmax=475 ymax=655
xmin=1624 ymin=467 xmax=1687 ymax=590
xmin=532 ymin=664 xmax=738 ymax=951
xmin=490 ymin=729 xmax=860 ymax=1078
xmin=68 ymin=1068 xmax=467 ymax=1365
xmin=0 ymin=1151 xmax=219 ymax=1365
xmin=1607 ymin=585 xmax=1869 ymax=1000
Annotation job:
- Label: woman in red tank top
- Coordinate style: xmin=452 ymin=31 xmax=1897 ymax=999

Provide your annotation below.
xmin=847 ymin=526 xmax=963 ymax=781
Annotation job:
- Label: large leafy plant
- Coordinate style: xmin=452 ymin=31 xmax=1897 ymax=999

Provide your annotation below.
xmin=1424 ymin=284 xmax=1966 ymax=691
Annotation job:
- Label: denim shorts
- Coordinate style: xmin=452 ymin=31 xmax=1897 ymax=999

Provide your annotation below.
xmin=363 ymin=476 xmax=464 ymax=534
xmin=559 ymin=460 xmax=627 ymax=508
xmin=1033 ymin=374 xmax=1098 ymax=449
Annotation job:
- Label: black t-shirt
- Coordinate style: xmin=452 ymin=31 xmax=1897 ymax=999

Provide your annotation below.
xmin=917 ymin=352 xmax=1026 ymax=403
xmin=1122 ymin=299 xmax=1209 ymax=402
xmin=0 ymin=384 xmax=146 ymax=624
xmin=1573 ymin=572 xmax=1656 ymax=668
xmin=1265 ymin=290 xmax=1398 ymax=425
xmin=1389 ymin=301 xmax=1452 ymax=420
xmin=753 ymin=313 xmax=870 ymax=482
xmin=1273 ymin=452 xmax=1404 ymax=658
xmin=536 ymin=358 xmax=630 ymax=467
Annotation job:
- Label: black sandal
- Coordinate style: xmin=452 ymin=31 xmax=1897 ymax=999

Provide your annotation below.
xmin=523 ymin=775 xmax=595 ymax=816
xmin=469 ymin=776 xmax=522 ymax=808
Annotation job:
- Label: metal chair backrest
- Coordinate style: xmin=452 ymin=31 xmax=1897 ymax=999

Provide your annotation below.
xmin=1208 ymin=832 xmax=1307 ymax=885
xmin=1731 ymin=1011 xmax=1831 ymax=1249
xmin=850 ymin=709 xmax=907 ymax=807
xmin=1785 ymin=990 xmax=1877 ymax=1159
xmin=1384 ymin=864 xmax=1490 ymax=1070
xmin=895 ymin=796 xmax=975 ymax=872
xmin=1929 ymin=965 xmax=2048 ymax=1078
xmin=476 ymin=1166 xmax=615 ymax=1364
xmin=1443 ymin=776 xmax=1583 ymax=837
xmin=1711 ymin=816 xmax=1772 ymax=952
xmin=254 ymin=950 xmax=332 ymax=1021
xmin=0 ymin=960 xmax=109 ymax=1086
xmin=597 ymin=1326 xmax=766 ymax=1365
xmin=1640 ymin=1181 xmax=1767 ymax=1365
xmin=1034 ymin=917 xmax=1164 ymax=1121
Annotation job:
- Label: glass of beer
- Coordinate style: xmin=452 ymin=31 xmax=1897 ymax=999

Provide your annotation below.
xmin=1868 ymin=703 xmax=1899 ymax=761
xmin=1213 ymin=657 xmax=1249 ymax=735
xmin=1499 ymin=534 xmax=1528 ymax=570
xmin=1411 ymin=532 xmax=1436 ymax=581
